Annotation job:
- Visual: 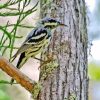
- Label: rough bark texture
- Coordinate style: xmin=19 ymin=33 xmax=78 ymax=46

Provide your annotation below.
xmin=39 ymin=0 xmax=88 ymax=100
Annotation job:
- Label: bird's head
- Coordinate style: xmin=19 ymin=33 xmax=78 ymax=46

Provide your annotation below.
xmin=39 ymin=17 xmax=67 ymax=30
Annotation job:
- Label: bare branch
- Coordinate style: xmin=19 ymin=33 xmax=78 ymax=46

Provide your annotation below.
xmin=0 ymin=56 xmax=35 ymax=93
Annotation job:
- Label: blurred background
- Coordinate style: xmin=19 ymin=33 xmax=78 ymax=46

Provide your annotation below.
xmin=0 ymin=0 xmax=100 ymax=100
xmin=86 ymin=0 xmax=100 ymax=100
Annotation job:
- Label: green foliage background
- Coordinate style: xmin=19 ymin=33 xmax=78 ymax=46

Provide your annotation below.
xmin=88 ymin=63 xmax=100 ymax=81
xmin=0 ymin=0 xmax=39 ymax=100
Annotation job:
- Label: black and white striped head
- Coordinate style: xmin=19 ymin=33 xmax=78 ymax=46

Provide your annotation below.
xmin=40 ymin=17 xmax=67 ymax=29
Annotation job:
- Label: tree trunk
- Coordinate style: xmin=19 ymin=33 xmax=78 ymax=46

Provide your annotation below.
xmin=38 ymin=0 xmax=88 ymax=100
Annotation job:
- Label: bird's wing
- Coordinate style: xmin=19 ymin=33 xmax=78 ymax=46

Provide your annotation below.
xmin=11 ymin=29 xmax=36 ymax=61
xmin=24 ymin=27 xmax=48 ymax=43
xmin=11 ymin=27 xmax=48 ymax=61
xmin=11 ymin=44 xmax=32 ymax=62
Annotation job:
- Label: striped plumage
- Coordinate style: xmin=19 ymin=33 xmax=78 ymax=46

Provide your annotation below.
xmin=10 ymin=17 xmax=67 ymax=84
xmin=13 ymin=27 xmax=51 ymax=69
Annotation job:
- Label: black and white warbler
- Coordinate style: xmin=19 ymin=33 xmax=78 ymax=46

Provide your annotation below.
xmin=10 ymin=17 xmax=67 ymax=84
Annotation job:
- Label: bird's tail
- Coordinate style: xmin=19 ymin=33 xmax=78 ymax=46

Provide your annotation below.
xmin=10 ymin=52 xmax=26 ymax=85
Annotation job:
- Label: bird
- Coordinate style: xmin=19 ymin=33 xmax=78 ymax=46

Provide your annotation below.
xmin=10 ymin=17 xmax=67 ymax=84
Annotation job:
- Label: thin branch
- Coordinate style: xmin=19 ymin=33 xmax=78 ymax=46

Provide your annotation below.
xmin=9 ymin=0 xmax=27 ymax=59
xmin=0 ymin=9 xmax=37 ymax=16
xmin=0 ymin=22 xmax=11 ymax=52
xmin=0 ymin=45 xmax=19 ymax=49
xmin=0 ymin=1 xmax=38 ymax=17
xmin=0 ymin=1 xmax=38 ymax=58
xmin=0 ymin=0 xmax=23 ymax=9
xmin=3 ymin=24 xmax=35 ymax=29
xmin=0 ymin=26 xmax=11 ymax=40
xmin=5 ymin=7 xmax=18 ymax=11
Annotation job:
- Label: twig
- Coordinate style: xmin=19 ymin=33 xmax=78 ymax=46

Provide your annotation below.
xmin=0 ymin=26 xmax=11 ymax=40
xmin=0 ymin=0 xmax=23 ymax=9
xmin=3 ymin=24 xmax=35 ymax=29
xmin=0 ymin=8 xmax=37 ymax=16
xmin=0 ymin=45 xmax=19 ymax=49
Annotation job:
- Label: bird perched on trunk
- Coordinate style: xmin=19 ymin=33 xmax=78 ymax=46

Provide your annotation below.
xmin=10 ymin=17 xmax=67 ymax=84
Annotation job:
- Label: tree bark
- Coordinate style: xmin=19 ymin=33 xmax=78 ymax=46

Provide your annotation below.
xmin=39 ymin=0 xmax=88 ymax=100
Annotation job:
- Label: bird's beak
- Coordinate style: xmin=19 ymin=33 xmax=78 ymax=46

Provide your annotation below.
xmin=60 ymin=23 xmax=67 ymax=27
